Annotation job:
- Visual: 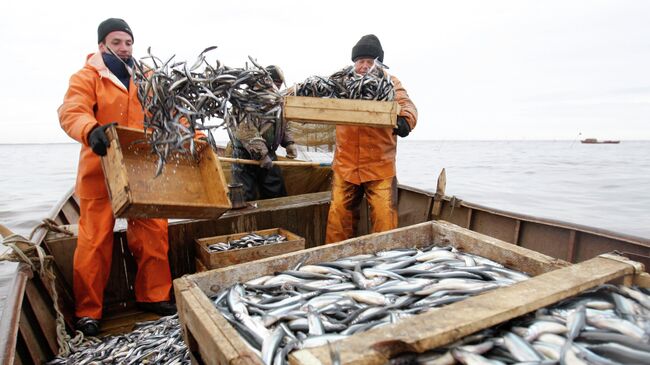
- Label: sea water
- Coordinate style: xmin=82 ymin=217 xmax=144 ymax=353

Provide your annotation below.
xmin=1 ymin=141 xmax=648 ymax=238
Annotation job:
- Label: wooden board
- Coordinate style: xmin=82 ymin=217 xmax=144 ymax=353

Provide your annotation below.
xmin=101 ymin=125 xmax=231 ymax=219
xmin=292 ymin=254 xmax=643 ymax=364
xmin=283 ymin=96 xmax=399 ymax=128
xmin=195 ymin=228 xmax=305 ymax=270
xmin=174 ymin=220 xmax=574 ymax=365
xmin=0 ymin=262 xmax=31 ymax=365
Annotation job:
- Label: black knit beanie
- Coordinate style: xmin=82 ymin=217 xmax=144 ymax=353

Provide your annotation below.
xmin=97 ymin=18 xmax=134 ymax=44
xmin=351 ymin=34 xmax=384 ymax=62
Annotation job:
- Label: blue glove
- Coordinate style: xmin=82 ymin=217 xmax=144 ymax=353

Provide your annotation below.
xmin=88 ymin=123 xmax=116 ymax=156
xmin=393 ymin=116 xmax=411 ymax=138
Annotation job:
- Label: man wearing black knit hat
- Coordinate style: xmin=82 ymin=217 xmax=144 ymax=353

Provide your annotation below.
xmin=58 ymin=18 xmax=175 ymax=336
xmin=326 ymin=34 xmax=418 ymax=243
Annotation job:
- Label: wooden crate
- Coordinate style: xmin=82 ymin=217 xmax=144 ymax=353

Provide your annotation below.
xmin=195 ymin=228 xmax=305 ymax=271
xmin=283 ymin=96 xmax=399 ymax=128
xmin=101 ymin=126 xmax=231 ymax=219
xmin=173 ymin=220 xmax=645 ymax=365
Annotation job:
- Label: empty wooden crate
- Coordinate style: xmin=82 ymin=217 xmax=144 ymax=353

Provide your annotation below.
xmin=283 ymin=96 xmax=399 ymax=128
xmin=195 ymin=228 xmax=305 ymax=270
xmin=101 ymin=125 xmax=231 ymax=219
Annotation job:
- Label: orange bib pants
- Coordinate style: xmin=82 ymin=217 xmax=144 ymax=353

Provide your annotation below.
xmin=74 ymin=196 xmax=172 ymax=319
xmin=325 ymin=172 xmax=398 ymax=243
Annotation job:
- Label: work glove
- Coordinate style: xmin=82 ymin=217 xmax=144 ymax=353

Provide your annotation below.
xmin=285 ymin=143 xmax=297 ymax=159
xmin=245 ymin=137 xmax=269 ymax=161
xmin=393 ymin=116 xmax=411 ymax=138
xmin=88 ymin=123 xmax=117 ymax=156
xmin=259 ymin=155 xmax=273 ymax=169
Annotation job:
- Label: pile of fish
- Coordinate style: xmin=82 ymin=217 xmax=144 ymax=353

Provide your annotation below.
xmin=47 ymin=315 xmax=188 ymax=365
xmin=213 ymin=245 xmax=530 ymax=364
xmin=296 ymin=61 xmax=395 ymax=101
xmin=132 ymin=47 xmax=283 ymax=175
xmin=389 ymin=284 xmax=650 ymax=365
xmin=207 ymin=233 xmax=287 ymax=252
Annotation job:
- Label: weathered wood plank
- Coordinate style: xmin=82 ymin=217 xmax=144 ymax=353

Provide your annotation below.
xmin=18 ymin=309 xmax=50 ymax=365
xmin=102 ymin=126 xmax=231 ymax=219
xmin=633 ymin=272 xmax=650 ymax=288
xmin=23 ymin=280 xmax=58 ymax=355
xmin=0 ymin=263 xmax=31 ymax=365
xmin=284 ymin=96 xmax=398 ymax=128
xmin=433 ymin=220 xmax=570 ymax=276
xmin=175 ymin=279 xmax=262 ymax=364
xmin=293 ymin=254 xmax=642 ymax=364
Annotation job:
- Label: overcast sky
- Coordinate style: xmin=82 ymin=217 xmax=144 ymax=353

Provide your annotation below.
xmin=1 ymin=0 xmax=649 ymax=143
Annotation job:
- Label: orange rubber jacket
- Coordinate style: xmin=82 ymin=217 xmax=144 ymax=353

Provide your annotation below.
xmin=58 ymin=52 xmax=145 ymax=199
xmin=332 ymin=74 xmax=418 ymax=184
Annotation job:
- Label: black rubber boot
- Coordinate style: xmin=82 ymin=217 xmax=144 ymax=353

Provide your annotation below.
xmin=75 ymin=317 xmax=100 ymax=336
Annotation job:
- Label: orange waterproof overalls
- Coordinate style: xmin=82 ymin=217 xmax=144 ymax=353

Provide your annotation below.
xmin=58 ymin=52 xmax=172 ymax=319
xmin=325 ymin=75 xmax=418 ymax=243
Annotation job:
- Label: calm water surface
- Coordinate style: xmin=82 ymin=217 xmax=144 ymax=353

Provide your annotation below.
xmin=1 ymin=141 xmax=648 ymax=238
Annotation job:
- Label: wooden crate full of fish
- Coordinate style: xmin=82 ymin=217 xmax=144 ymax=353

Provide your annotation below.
xmin=175 ymin=220 xmax=645 ymax=365
xmin=195 ymin=228 xmax=305 ymax=271
xmin=283 ymin=96 xmax=400 ymax=128
xmin=386 ymin=274 xmax=650 ymax=365
xmin=101 ymin=125 xmax=231 ymax=219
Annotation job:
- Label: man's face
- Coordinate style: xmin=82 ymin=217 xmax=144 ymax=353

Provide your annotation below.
xmin=354 ymin=58 xmax=375 ymax=75
xmin=99 ymin=31 xmax=133 ymax=60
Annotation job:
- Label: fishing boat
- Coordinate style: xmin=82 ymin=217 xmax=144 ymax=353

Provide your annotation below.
xmin=1 ymin=157 xmax=649 ymax=364
xmin=580 ymin=138 xmax=621 ymax=144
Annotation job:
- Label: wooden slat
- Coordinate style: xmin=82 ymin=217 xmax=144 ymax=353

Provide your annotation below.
xmin=284 ymin=96 xmax=398 ymax=128
xmin=23 ymin=280 xmax=58 ymax=355
xmin=0 ymin=263 xmax=31 ymax=365
xmin=433 ymin=221 xmax=570 ymax=276
xmin=99 ymin=309 xmax=159 ymax=336
xmin=175 ymin=279 xmax=262 ymax=364
xmin=633 ymin=272 xmax=650 ymax=288
xmin=18 ymin=309 xmax=50 ymax=364
xmin=59 ymin=203 xmax=80 ymax=226
xmin=293 ymin=254 xmax=642 ymax=364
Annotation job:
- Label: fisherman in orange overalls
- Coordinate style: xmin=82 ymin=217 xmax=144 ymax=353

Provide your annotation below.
xmin=325 ymin=34 xmax=418 ymax=243
xmin=58 ymin=18 xmax=175 ymax=336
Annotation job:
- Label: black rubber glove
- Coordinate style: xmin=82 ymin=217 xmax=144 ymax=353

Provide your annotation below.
xmin=259 ymin=155 xmax=273 ymax=169
xmin=88 ymin=123 xmax=116 ymax=156
xmin=393 ymin=116 xmax=411 ymax=138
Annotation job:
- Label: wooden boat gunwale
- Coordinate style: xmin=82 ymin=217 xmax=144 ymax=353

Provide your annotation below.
xmin=3 ymin=166 xmax=650 ymax=363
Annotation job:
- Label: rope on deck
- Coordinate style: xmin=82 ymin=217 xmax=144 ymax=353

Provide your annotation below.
xmin=1 ymin=219 xmax=88 ymax=356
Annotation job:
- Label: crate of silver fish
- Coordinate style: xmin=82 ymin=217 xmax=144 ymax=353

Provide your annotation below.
xmin=173 ymin=220 xmax=645 ymax=364
xmin=174 ymin=220 xmax=647 ymax=364
xmin=283 ymin=96 xmax=399 ymax=128
xmin=100 ymin=125 xmax=231 ymax=219
xmin=195 ymin=228 xmax=305 ymax=270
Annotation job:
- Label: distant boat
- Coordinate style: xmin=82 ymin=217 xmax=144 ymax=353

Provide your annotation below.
xmin=581 ymin=138 xmax=620 ymax=144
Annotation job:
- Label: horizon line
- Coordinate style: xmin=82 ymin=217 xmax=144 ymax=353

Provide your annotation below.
xmin=1 ymin=139 xmax=648 ymax=145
